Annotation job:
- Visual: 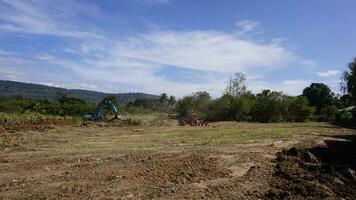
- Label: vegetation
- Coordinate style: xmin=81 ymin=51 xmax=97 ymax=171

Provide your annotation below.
xmin=0 ymin=95 xmax=95 ymax=116
xmin=0 ymin=58 xmax=355 ymax=125
xmin=339 ymin=57 xmax=356 ymax=125
xmin=302 ymin=83 xmax=333 ymax=114
xmin=0 ymin=80 xmax=157 ymax=103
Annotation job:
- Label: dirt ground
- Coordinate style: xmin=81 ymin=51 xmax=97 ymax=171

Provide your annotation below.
xmin=0 ymin=121 xmax=355 ymax=199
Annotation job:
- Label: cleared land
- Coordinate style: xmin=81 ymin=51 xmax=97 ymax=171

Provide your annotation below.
xmin=1 ymin=119 xmax=355 ymax=199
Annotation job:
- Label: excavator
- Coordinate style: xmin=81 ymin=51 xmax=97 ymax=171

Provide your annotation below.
xmin=82 ymin=100 xmax=122 ymax=121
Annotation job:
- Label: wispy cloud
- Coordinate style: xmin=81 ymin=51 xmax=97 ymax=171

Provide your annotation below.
xmin=0 ymin=0 xmax=102 ymax=39
xmin=317 ymin=70 xmax=340 ymax=77
xmin=249 ymin=79 xmax=311 ymax=95
xmin=44 ymin=28 xmax=316 ymax=96
xmin=36 ymin=53 xmax=56 ymax=61
xmin=235 ymin=20 xmax=263 ymax=35
xmin=0 ymin=67 xmax=24 ymax=80
xmin=0 ymin=1 xmax=319 ymax=96
xmin=109 ymin=30 xmax=306 ymax=73
xmin=137 ymin=0 xmax=171 ymax=5
xmin=0 ymin=49 xmax=19 ymax=55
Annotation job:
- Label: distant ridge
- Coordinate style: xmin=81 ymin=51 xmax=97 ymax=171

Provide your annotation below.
xmin=0 ymin=80 xmax=158 ymax=103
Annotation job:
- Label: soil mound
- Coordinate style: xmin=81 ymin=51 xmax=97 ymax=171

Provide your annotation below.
xmin=93 ymin=118 xmax=141 ymax=127
xmin=127 ymin=153 xmax=230 ymax=185
xmin=0 ymin=118 xmax=74 ymax=148
xmin=265 ymin=135 xmax=356 ymax=200
xmin=1 ymin=118 xmax=74 ymax=133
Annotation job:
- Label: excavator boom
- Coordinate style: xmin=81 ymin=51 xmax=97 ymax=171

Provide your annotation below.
xmin=82 ymin=100 xmax=122 ymax=121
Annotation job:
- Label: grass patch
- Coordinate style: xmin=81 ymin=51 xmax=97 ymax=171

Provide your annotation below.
xmin=29 ymin=122 xmax=354 ymax=151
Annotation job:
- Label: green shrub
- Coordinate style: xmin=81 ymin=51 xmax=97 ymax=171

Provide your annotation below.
xmin=334 ymin=110 xmax=353 ymax=125
xmin=286 ymin=96 xmax=315 ymax=122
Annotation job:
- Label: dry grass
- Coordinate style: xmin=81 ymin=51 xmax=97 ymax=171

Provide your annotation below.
xmin=24 ymin=121 xmax=355 ymax=152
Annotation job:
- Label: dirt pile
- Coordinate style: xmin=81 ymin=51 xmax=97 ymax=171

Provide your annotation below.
xmin=0 ymin=118 xmax=74 ymax=133
xmin=127 ymin=153 xmax=231 ymax=185
xmin=0 ymin=151 xmax=232 ymax=199
xmin=0 ymin=118 xmax=74 ymax=148
xmin=265 ymin=135 xmax=356 ymax=200
xmin=94 ymin=118 xmax=141 ymax=127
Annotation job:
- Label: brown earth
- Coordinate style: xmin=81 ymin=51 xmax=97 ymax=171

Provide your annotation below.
xmin=0 ymin=118 xmax=74 ymax=148
xmin=265 ymin=134 xmax=356 ymax=200
xmin=0 ymin=122 xmax=355 ymax=199
xmin=0 ymin=118 xmax=74 ymax=133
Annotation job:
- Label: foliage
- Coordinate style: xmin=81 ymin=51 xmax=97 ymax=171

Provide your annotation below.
xmin=178 ymin=89 xmax=313 ymax=123
xmin=250 ymin=90 xmax=288 ymax=123
xmin=320 ymin=105 xmax=338 ymax=122
xmin=342 ymin=58 xmax=356 ymax=104
xmin=339 ymin=94 xmax=353 ymax=108
xmin=176 ymin=91 xmax=212 ymax=116
xmin=286 ymin=96 xmax=315 ymax=122
xmin=0 ymin=80 xmax=158 ymax=104
xmin=207 ymin=93 xmax=254 ymax=121
xmin=225 ymin=72 xmax=247 ymax=97
xmin=0 ymin=95 xmax=95 ymax=116
xmin=302 ymin=83 xmax=333 ymax=114
xmin=334 ymin=110 xmax=353 ymax=126
xmin=126 ymin=93 xmax=176 ymax=113
xmin=0 ymin=111 xmax=72 ymax=124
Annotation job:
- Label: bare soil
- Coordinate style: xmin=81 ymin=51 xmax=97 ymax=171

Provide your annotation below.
xmin=265 ymin=135 xmax=356 ymax=200
xmin=0 ymin=118 xmax=74 ymax=148
xmin=0 ymin=122 xmax=355 ymax=199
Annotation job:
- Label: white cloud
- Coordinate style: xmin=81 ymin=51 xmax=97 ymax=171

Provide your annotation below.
xmin=21 ymin=27 xmax=316 ymax=96
xmin=0 ymin=67 xmax=24 ymax=79
xmin=0 ymin=1 xmax=319 ymax=96
xmin=36 ymin=53 xmax=56 ymax=61
xmin=110 ymin=30 xmax=302 ymax=73
xmin=0 ymin=49 xmax=19 ymax=55
xmin=44 ymin=28 xmax=317 ymax=96
xmin=235 ymin=20 xmax=263 ymax=35
xmin=317 ymin=70 xmax=340 ymax=77
xmin=0 ymin=0 xmax=102 ymax=39
xmin=40 ymin=82 xmax=99 ymax=91
xmin=249 ymin=79 xmax=311 ymax=95
xmin=137 ymin=0 xmax=170 ymax=5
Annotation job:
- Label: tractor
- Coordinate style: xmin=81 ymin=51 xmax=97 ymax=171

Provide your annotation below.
xmin=178 ymin=113 xmax=208 ymax=126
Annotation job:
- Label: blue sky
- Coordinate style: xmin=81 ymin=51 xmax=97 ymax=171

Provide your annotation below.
xmin=0 ymin=0 xmax=355 ymax=96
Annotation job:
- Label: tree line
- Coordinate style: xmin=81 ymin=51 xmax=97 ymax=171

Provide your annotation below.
xmin=0 ymin=58 xmax=355 ymax=125
xmin=176 ymin=58 xmax=356 ymax=125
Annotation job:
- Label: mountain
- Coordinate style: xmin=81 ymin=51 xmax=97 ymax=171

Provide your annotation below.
xmin=0 ymin=80 xmax=158 ymax=103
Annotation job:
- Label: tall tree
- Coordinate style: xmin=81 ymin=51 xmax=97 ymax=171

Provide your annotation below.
xmin=159 ymin=93 xmax=168 ymax=105
xmin=302 ymin=83 xmax=333 ymax=114
xmin=225 ymin=72 xmax=247 ymax=97
xmin=168 ymin=95 xmax=176 ymax=106
xmin=342 ymin=58 xmax=356 ymax=105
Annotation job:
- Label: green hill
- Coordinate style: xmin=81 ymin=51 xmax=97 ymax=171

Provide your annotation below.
xmin=0 ymin=80 xmax=158 ymax=103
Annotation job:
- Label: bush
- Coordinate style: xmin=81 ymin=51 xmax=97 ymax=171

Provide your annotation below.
xmin=320 ymin=105 xmax=338 ymax=122
xmin=250 ymin=90 xmax=288 ymax=123
xmin=334 ymin=110 xmax=353 ymax=126
xmin=176 ymin=92 xmax=211 ymax=117
xmin=286 ymin=96 xmax=315 ymax=122
xmin=207 ymin=94 xmax=235 ymax=121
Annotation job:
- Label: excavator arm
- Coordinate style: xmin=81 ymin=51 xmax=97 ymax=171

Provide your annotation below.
xmin=82 ymin=100 xmax=122 ymax=121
